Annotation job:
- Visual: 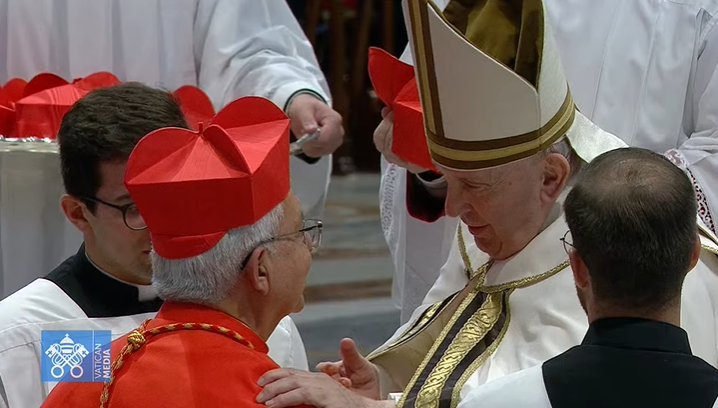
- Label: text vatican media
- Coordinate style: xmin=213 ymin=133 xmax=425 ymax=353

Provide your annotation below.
xmin=93 ymin=343 xmax=111 ymax=381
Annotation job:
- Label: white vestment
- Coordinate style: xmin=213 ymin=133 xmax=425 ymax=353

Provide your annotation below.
xmin=380 ymin=159 xmax=457 ymax=323
xmin=0 ymin=0 xmax=332 ymax=297
xmin=457 ymin=366 xmax=551 ymax=408
xmin=456 ymin=365 xmax=718 ymax=408
xmin=0 ymin=279 xmax=307 ymax=408
xmin=384 ymin=0 xmax=718 ymax=322
xmin=371 ymin=190 xmax=718 ymax=402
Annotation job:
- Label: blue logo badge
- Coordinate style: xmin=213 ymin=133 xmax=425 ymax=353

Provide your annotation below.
xmin=41 ymin=330 xmax=112 ymax=383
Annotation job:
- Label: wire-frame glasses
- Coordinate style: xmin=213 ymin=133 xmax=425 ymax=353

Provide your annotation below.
xmin=559 ymin=230 xmax=574 ymax=254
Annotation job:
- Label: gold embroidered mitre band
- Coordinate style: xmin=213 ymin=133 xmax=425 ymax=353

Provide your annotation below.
xmin=406 ymin=0 xmax=576 ymax=170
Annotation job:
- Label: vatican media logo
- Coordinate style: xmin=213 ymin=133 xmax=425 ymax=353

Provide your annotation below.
xmin=41 ymin=330 xmax=111 ymax=383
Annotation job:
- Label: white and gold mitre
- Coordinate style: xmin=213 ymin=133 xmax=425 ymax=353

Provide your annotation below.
xmin=404 ymin=0 xmax=625 ymax=170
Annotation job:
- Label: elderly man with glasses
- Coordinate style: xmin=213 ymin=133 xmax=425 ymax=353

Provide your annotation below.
xmin=43 ymin=93 xmax=321 ymax=408
xmin=0 ymin=84 xmax=314 ymax=408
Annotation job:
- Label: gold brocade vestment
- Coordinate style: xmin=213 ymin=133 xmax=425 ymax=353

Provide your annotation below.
xmin=369 ymin=227 xmax=569 ymax=408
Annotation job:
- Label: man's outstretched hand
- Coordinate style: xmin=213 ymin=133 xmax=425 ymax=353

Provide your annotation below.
xmin=257 ymin=338 xmax=386 ymax=408
xmin=316 ymin=338 xmax=381 ymax=400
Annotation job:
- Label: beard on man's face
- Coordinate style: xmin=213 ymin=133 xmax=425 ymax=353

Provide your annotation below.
xmin=575 ymin=286 xmax=588 ymax=314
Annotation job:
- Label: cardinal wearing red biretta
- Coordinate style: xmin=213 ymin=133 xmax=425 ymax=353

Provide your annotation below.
xmin=42 ymin=95 xmax=321 ymax=408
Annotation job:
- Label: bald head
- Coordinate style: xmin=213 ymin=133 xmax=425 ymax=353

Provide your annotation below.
xmin=577 ymin=148 xmax=692 ymax=207
xmin=564 ymin=147 xmax=698 ymax=312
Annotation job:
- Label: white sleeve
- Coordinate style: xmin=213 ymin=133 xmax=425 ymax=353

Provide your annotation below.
xmin=0 ymin=344 xmax=51 ymax=408
xmin=380 ymin=158 xmax=406 ymax=312
xmin=457 ymin=366 xmax=550 ymax=408
xmin=380 ymin=158 xmax=460 ymax=323
xmin=193 ymin=0 xmax=331 ymax=110
xmin=670 ymin=18 xmax=718 ymax=233
xmin=266 ymin=316 xmax=309 ymax=371
xmin=285 ymin=316 xmax=309 ymax=371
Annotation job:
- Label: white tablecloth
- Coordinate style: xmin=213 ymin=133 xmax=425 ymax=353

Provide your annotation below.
xmin=0 ymin=142 xmax=82 ymax=299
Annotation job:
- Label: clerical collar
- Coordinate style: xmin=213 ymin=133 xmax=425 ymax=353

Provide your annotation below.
xmin=84 ymin=251 xmax=157 ymax=302
xmin=583 ymin=317 xmax=692 ymax=355
xmin=43 ymin=245 xmax=163 ymax=318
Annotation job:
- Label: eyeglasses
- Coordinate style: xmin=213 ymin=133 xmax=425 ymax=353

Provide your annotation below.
xmin=81 ymin=197 xmax=147 ymax=231
xmin=240 ymin=219 xmax=323 ymax=269
xmin=559 ymin=230 xmax=574 ymax=254
xmin=272 ymin=219 xmax=323 ymax=251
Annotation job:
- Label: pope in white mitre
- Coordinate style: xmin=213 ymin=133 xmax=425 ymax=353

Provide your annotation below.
xmin=252 ymin=0 xmax=718 ymax=407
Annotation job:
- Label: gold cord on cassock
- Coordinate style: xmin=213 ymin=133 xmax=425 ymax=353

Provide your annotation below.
xmin=456 ymin=223 xmax=491 ymax=283
xmin=98 ymin=320 xmax=255 ymax=408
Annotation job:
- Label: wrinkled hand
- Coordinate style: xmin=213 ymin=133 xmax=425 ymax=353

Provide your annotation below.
xmin=287 ymin=93 xmax=344 ymax=157
xmin=316 ymin=338 xmax=381 ymax=400
xmin=257 ymin=368 xmax=382 ymax=408
xmin=374 ymin=107 xmax=428 ymax=174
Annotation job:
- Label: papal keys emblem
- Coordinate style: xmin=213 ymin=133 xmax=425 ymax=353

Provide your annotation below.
xmin=45 ymin=333 xmax=90 ymax=379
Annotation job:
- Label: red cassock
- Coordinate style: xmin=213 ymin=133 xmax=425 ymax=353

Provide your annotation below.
xmin=41 ymin=302 xmax=312 ymax=408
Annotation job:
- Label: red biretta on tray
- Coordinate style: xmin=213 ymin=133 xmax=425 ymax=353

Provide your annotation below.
xmin=0 ymin=72 xmax=216 ymax=139
xmin=125 ymin=96 xmax=291 ymax=260
xmin=368 ymin=47 xmax=436 ymax=171
xmin=0 ymin=78 xmax=26 ymax=137
xmin=13 ymin=72 xmax=121 ymax=138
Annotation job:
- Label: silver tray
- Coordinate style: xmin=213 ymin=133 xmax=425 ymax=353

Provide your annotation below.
xmin=0 ymin=137 xmax=58 ymax=153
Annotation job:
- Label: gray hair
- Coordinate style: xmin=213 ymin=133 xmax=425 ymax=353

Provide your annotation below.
xmin=537 ymin=136 xmax=584 ymax=181
xmin=151 ymin=203 xmax=285 ymax=305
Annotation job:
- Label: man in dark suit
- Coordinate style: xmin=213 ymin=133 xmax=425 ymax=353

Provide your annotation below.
xmin=455 ymin=147 xmax=718 ymax=408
